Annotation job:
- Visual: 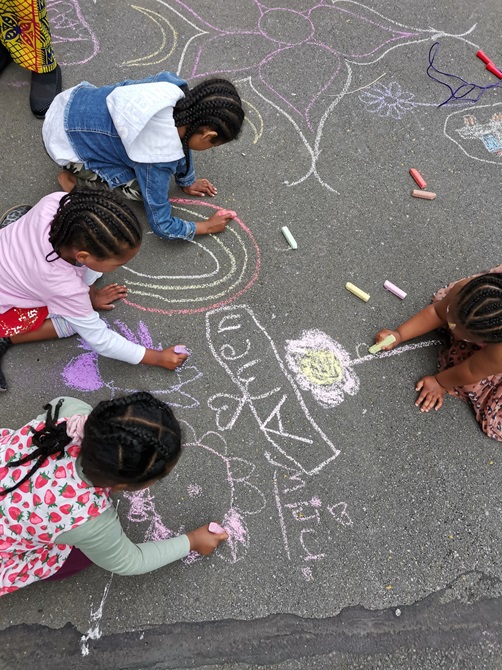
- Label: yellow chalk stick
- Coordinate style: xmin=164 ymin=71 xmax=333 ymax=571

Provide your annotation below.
xmin=281 ymin=226 xmax=297 ymax=249
xmin=346 ymin=282 xmax=370 ymax=302
xmin=368 ymin=334 xmax=396 ymax=354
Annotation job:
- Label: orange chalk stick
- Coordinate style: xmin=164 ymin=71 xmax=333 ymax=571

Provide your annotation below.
xmin=409 ymin=168 xmax=427 ymax=189
xmin=412 ymin=189 xmax=436 ymax=200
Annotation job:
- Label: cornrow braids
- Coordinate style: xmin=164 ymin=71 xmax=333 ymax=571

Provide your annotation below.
xmin=47 ymin=187 xmax=142 ymax=262
xmin=0 ymin=400 xmax=71 ymax=497
xmin=173 ymin=78 xmax=245 ymax=177
xmin=456 ymin=273 xmax=502 ymax=342
xmin=80 ymin=392 xmax=182 ymax=487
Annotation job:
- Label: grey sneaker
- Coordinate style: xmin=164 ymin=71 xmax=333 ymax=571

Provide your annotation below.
xmin=0 ymin=205 xmax=32 ymax=229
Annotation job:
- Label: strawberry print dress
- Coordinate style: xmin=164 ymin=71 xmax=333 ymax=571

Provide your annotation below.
xmin=0 ymin=418 xmax=111 ymax=596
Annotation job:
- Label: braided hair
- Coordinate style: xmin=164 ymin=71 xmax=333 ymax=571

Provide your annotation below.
xmin=455 ymin=273 xmax=502 ymax=342
xmin=0 ymin=393 xmax=182 ymax=496
xmin=173 ymin=78 xmax=244 ymax=177
xmin=80 ymin=392 xmax=182 ymax=487
xmin=47 ymin=187 xmax=142 ymax=262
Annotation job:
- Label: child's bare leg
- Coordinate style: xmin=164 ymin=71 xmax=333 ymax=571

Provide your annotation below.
xmin=58 ymin=171 xmax=77 ymax=193
xmin=11 ymin=319 xmax=59 ymax=344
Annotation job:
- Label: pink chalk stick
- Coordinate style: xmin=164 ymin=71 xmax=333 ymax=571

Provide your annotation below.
xmin=174 ymin=345 xmax=190 ymax=355
xmin=486 ymin=62 xmax=502 ymax=79
xmin=409 ymin=168 xmax=426 ymax=189
xmin=208 ymin=522 xmax=225 ymax=534
xmin=476 ymin=49 xmax=492 ymax=65
xmin=217 ymin=209 xmax=237 ymax=218
xmin=384 ymin=280 xmax=407 ymax=300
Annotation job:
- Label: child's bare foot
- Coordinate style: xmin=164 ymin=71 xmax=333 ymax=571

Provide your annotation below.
xmin=58 ymin=171 xmax=77 ymax=193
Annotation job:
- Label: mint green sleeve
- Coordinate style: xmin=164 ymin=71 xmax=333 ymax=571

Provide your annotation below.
xmin=58 ymin=506 xmax=190 ymax=576
xmin=36 ymin=397 xmax=93 ymax=422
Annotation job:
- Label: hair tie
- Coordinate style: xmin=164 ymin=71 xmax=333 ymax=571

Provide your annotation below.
xmin=65 ymin=415 xmax=88 ymax=442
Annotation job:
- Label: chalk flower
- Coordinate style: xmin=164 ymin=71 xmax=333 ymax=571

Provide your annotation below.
xmin=285 ymin=329 xmax=359 ymax=407
xmin=359 ymin=81 xmax=416 ymax=119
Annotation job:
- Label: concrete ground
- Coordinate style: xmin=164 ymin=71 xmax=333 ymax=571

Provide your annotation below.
xmin=1 ymin=0 xmax=502 ymax=668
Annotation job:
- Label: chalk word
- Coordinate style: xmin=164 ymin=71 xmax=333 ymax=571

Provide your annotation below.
xmin=120 ymin=199 xmax=260 ymax=316
xmin=47 ymin=0 xmax=99 ymax=65
xmin=285 ymin=329 xmax=440 ymax=408
xmin=206 ymin=305 xmax=339 ymax=475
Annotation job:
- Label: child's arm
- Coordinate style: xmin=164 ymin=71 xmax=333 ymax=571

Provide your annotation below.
xmin=59 ymin=507 xmax=228 ymax=575
xmin=375 ymin=302 xmax=445 ymax=350
xmin=416 ymin=345 xmax=502 ymax=412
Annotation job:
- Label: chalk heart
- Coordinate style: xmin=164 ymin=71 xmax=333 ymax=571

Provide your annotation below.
xmin=208 ymin=394 xmax=245 ymax=431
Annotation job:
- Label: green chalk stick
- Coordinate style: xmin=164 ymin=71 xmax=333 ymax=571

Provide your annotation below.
xmin=368 ymin=334 xmax=396 ymax=354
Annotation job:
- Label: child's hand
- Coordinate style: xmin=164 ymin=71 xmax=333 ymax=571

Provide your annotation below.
xmin=195 ymin=211 xmax=235 ymax=235
xmin=91 ymin=284 xmax=127 ymax=310
xmin=186 ymin=524 xmax=228 ymax=556
xmin=374 ymin=329 xmax=401 ymax=350
xmin=142 ymin=345 xmax=189 ymax=370
xmin=415 ymin=375 xmax=446 ymax=412
xmin=182 ymin=179 xmax=218 ymax=197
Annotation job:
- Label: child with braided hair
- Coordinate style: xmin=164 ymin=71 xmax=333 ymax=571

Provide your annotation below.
xmin=42 ymin=72 xmax=245 ymax=241
xmin=0 ymin=392 xmax=227 ymax=595
xmin=0 ymin=188 xmax=189 ymax=392
xmin=373 ymin=267 xmax=502 ymax=441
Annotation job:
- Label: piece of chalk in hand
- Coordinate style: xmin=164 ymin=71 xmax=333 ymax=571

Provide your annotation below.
xmin=384 ymin=280 xmax=407 ymax=300
xmin=411 ymin=189 xmax=436 ymax=200
xmin=368 ymin=334 xmax=396 ymax=354
xmin=281 ymin=226 xmax=298 ymax=249
xmin=476 ymin=49 xmax=492 ymax=65
xmin=409 ymin=168 xmax=426 ymax=189
xmin=174 ymin=345 xmax=190 ymax=355
xmin=217 ymin=209 xmax=237 ymax=217
xmin=346 ymin=282 xmax=370 ymax=302
xmin=486 ymin=62 xmax=502 ymax=79
xmin=208 ymin=522 xmax=225 ymax=534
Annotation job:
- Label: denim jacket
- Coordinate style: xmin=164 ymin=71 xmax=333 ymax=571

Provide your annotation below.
xmin=64 ymin=72 xmax=196 ymax=240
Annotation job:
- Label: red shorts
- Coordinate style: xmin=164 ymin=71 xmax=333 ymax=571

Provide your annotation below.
xmin=0 ymin=307 xmax=49 ymax=337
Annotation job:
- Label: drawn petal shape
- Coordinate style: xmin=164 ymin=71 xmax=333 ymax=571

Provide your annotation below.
xmin=174 ymin=0 xmax=261 ymax=33
xmin=310 ymin=2 xmax=420 ymax=60
xmin=190 ymin=32 xmax=272 ymax=78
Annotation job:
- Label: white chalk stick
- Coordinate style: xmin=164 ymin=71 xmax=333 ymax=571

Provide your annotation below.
xmin=281 ymin=226 xmax=298 ymax=249
xmin=384 ymin=280 xmax=407 ymax=300
xmin=208 ymin=522 xmax=225 ymax=534
xmin=346 ymin=282 xmax=370 ymax=302
xmin=368 ymin=334 xmax=396 ymax=354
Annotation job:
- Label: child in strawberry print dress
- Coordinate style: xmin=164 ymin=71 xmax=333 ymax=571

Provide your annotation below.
xmin=0 ymin=392 xmax=227 ymax=595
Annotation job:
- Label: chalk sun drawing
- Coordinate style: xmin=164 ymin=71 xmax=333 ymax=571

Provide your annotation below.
xmin=444 ymin=103 xmax=502 ymax=164
xmin=118 ymin=199 xmax=260 ymax=316
xmin=285 ymin=328 xmax=440 ymax=408
xmin=61 ymin=320 xmax=202 ymax=407
xmin=47 ymin=0 xmax=99 ymax=65
xmin=158 ymin=0 xmax=477 ymax=190
xmin=206 ymin=305 xmax=340 ymax=475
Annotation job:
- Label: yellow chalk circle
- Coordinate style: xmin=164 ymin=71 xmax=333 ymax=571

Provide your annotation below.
xmin=346 ymin=282 xmax=370 ymax=302
xmin=281 ymin=226 xmax=298 ymax=249
xmin=299 ymin=350 xmax=343 ymax=386
xmin=368 ymin=334 xmax=396 ymax=354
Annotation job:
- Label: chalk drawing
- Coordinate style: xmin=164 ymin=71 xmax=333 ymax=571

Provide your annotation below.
xmin=445 ymin=103 xmax=502 ymax=164
xmin=123 ymin=6 xmax=177 ymax=67
xmin=61 ymin=320 xmax=202 ymax=407
xmin=80 ymin=571 xmax=114 ymax=655
xmin=46 ymin=0 xmax=99 ymax=65
xmin=269 ymin=455 xmax=353 ymax=579
xmin=285 ymin=329 xmax=440 ymax=408
xmin=124 ymin=421 xmax=266 ymax=565
xmin=155 ymin=0 xmax=477 ymax=191
xmin=206 ymin=305 xmax=340 ymax=475
xmin=119 ymin=200 xmax=260 ymax=316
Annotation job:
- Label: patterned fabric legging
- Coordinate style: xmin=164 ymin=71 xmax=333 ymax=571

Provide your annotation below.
xmin=0 ymin=0 xmax=56 ymax=73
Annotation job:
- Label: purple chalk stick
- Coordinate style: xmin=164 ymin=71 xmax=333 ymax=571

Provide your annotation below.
xmin=208 ymin=522 xmax=225 ymax=534
xmin=174 ymin=345 xmax=190 ymax=355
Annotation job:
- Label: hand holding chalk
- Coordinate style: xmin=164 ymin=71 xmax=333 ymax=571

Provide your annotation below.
xmin=372 ymin=329 xmax=401 ymax=353
xmin=174 ymin=345 xmax=191 ymax=356
xmin=195 ymin=210 xmax=234 ymax=235
xmin=208 ymin=522 xmax=225 ymax=534
xmin=187 ymin=524 xmax=228 ymax=556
